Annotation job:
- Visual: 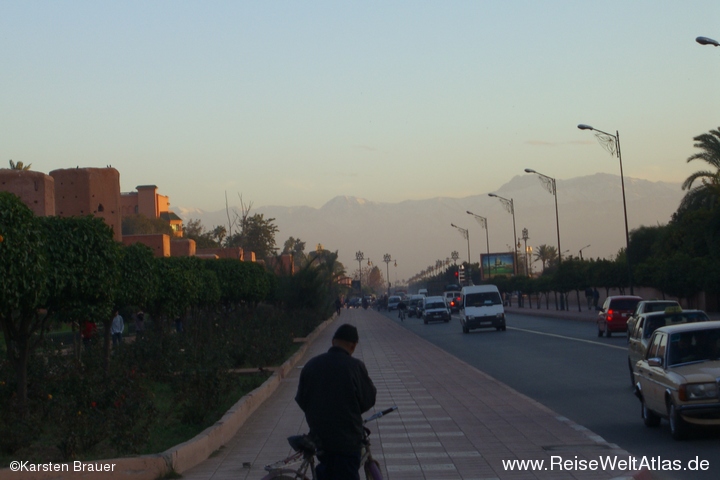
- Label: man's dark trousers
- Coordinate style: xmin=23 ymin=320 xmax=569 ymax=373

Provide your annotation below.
xmin=316 ymin=451 xmax=361 ymax=480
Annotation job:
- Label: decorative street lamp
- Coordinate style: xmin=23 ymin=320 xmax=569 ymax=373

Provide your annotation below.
xmin=355 ymin=251 xmax=364 ymax=294
xmin=383 ymin=253 xmax=392 ymax=295
xmin=450 ymin=223 xmax=471 ymax=265
xmin=451 ymin=251 xmax=459 ymax=264
xmin=467 ymin=210 xmax=490 ymax=277
xmin=696 ymin=36 xmax=720 ymax=47
xmin=525 ymin=169 xmax=562 ymax=265
xmin=522 ymin=228 xmax=530 ymax=277
xmin=578 ymin=123 xmax=633 ymax=294
xmin=579 ymin=244 xmax=591 ymax=261
xmin=488 ymin=193 xmax=518 ymax=275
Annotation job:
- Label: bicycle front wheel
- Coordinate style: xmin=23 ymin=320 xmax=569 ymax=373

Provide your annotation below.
xmin=364 ymin=459 xmax=383 ymax=480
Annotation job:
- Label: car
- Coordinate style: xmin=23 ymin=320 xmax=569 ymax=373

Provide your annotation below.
xmin=633 ymin=321 xmax=720 ymax=440
xmin=627 ymin=300 xmax=681 ymax=336
xmin=421 ymin=296 xmax=451 ymax=324
xmin=406 ymin=295 xmax=424 ymax=318
xmin=596 ymin=295 xmax=642 ymax=337
xmin=459 ymin=285 xmax=505 ymax=333
xmin=387 ymin=295 xmax=401 ymax=310
xmin=443 ymin=290 xmax=462 ymax=313
xmin=627 ymin=307 xmax=710 ymax=386
xmin=346 ymin=297 xmax=362 ymax=308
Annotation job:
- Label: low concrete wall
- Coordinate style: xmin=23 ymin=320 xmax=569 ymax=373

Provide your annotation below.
xmin=0 ymin=316 xmax=336 ymax=480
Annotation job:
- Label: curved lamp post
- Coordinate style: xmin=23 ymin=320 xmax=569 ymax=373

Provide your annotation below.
xmin=578 ymin=123 xmax=633 ymax=294
xmin=488 ymin=193 xmax=518 ymax=275
xmin=579 ymin=244 xmax=591 ymax=261
xmin=696 ymin=36 xmax=720 ymax=47
xmin=450 ymin=223 xmax=471 ymax=265
xmin=525 ymin=169 xmax=562 ymax=265
xmin=467 ymin=210 xmax=490 ymax=277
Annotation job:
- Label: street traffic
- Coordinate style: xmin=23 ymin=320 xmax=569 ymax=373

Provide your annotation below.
xmin=380 ymin=307 xmax=720 ymax=480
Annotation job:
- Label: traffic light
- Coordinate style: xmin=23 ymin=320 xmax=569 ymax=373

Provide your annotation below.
xmin=458 ymin=265 xmax=465 ymax=285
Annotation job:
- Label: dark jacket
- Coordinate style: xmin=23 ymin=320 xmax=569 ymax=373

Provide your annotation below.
xmin=295 ymin=346 xmax=376 ymax=453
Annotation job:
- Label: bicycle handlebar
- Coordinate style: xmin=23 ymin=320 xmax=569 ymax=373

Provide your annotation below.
xmin=363 ymin=405 xmax=398 ymax=424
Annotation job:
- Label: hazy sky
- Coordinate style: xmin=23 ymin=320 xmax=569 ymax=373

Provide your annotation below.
xmin=3 ymin=1 xmax=719 ymax=213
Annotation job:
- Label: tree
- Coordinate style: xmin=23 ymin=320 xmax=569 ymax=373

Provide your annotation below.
xmin=184 ymin=218 xmax=221 ymax=249
xmin=122 ymin=214 xmax=173 ymax=236
xmin=679 ymin=127 xmax=720 ymax=214
xmin=282 ymin=237 xmax=307 ymax=270
xmin=366 ymin=266 xmax=384 ymax=294
xmin=0 ymin=193 xmax=47 ymax=413
xmin=533 ymin=244 xmax=557 ymax=271
xmin=227 ymin=213 xmax=279 ymax=260
xmin=8 ymin=160 xmax=31 ymax=170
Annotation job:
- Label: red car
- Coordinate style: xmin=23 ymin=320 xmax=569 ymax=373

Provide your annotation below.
xmin=597 ymin=295 xmax=642 ymax=337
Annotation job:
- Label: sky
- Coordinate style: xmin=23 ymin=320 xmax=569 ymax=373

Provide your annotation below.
xmin=2 ymin=1 xmax=720 ymax=216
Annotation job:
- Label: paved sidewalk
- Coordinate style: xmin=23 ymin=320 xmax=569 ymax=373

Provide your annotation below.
xmin=182 ymin=308 xmax=647 ymax=480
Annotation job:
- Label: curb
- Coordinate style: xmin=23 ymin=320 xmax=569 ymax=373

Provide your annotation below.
xmin=0 ymin=315 xmax=337 ymax=480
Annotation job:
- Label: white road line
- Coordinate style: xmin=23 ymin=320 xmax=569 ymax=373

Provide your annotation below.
xmin=507 ymin=326 xmax=627 ymax=351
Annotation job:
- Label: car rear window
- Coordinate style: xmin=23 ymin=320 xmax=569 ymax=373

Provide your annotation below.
xmin=610 ymin=299 xmax=641 ymax=310
xmin=645 ymin=302 xmax=677 ymax=313
xmin=426 ymin=302 xmax=446 ymax=310
xmin=644 ymin=312 xmax=711 ymax=338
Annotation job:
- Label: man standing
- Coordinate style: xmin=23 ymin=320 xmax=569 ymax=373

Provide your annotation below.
xmin=111 ymin=310 xmax=124 ymax=347
xmin=295 ymin=324 xmax=376 ymax=480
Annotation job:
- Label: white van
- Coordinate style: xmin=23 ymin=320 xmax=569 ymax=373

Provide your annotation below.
xmin=460 ymin=285 xmax=506 ymax=333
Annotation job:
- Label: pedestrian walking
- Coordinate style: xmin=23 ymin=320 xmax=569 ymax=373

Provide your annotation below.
xmin=111 ymin=310 xmax=124 ymax=347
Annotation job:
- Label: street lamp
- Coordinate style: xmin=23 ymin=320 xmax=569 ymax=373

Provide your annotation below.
xmin=450 ymin=223 xmax=471 ymax=265
xmin=451 ymin=251 xmax=459 ymax=264
xmin=488 ymin=193 xmax=518 ymax=275
xmin=383 ymin=254 xmax=392 ymax=296
xmin=578 ymin=123 xmax=633 ymax=294
xmin=355 ymin=251 xmax=364 ymax=295
xmin=697 ymin=36 xmax=720 ymax=47
xmin=579 ymin=244 xmax=591 ymax=261
xmin=467 ymin=210 xmax=490 ymax=277
xmin=522 ymin=228 xmax=530 ymax=277
xmin=525 ymin=169 xmax=562 ymax=265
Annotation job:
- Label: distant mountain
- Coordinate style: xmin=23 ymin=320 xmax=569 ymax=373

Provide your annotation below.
xmin=175 ymin=174 xmax=684 ymax=283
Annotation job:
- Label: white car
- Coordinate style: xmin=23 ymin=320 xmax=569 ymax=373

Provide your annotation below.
xmin=422 ymin=296 xmax=451 ymax=324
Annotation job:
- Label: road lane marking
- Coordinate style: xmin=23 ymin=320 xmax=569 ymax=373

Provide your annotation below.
xmin=507 ymin=326 xmax=627 ymax=351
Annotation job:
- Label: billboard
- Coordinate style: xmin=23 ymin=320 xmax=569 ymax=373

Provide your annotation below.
xmin=481 ymin=252 xmax=515 ymax=279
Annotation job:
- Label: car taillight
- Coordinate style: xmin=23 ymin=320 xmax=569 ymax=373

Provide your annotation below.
xmin=606 ymin=309 xmax=614 ymax=321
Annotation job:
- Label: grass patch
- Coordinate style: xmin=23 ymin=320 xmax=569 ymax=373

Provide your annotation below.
xmin=142 ymin=373 xmax=269 ymax=455
xmin=0 ymin=372 xmax=269 ymax=467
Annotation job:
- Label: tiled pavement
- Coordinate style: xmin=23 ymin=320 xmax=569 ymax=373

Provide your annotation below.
xmin=182 ymin=307 xmax=646 ymax=480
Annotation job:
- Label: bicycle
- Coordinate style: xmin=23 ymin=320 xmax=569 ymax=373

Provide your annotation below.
xmin=261 ymin=406 xmax=398 ymax=480
xmin=398 ymin=308 xmax=406 ymax=322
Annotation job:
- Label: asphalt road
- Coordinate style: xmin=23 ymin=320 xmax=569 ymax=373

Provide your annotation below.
xmin=380 ymin=308 xmax=720 ymax=480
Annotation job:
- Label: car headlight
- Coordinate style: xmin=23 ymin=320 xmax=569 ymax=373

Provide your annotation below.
xmin=680 ymin=383 xmax=719 ymax=401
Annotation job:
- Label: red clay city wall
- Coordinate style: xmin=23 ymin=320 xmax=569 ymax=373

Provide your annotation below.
xmin=50 ymin=167 xmax=122 ymax=242
xmin=0 ymin=170 xmax=55 ymax=216
xmin=122 ymin=234 xmax=171 ymax=257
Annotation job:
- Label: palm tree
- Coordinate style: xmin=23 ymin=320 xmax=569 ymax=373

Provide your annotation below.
xmin=8 ymin=160 xmax=32 ymax=170
xmin=534 ymin=244 xmax=558 ymax=271
xmin=679 ymin=127 xmax=720 ymax=213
